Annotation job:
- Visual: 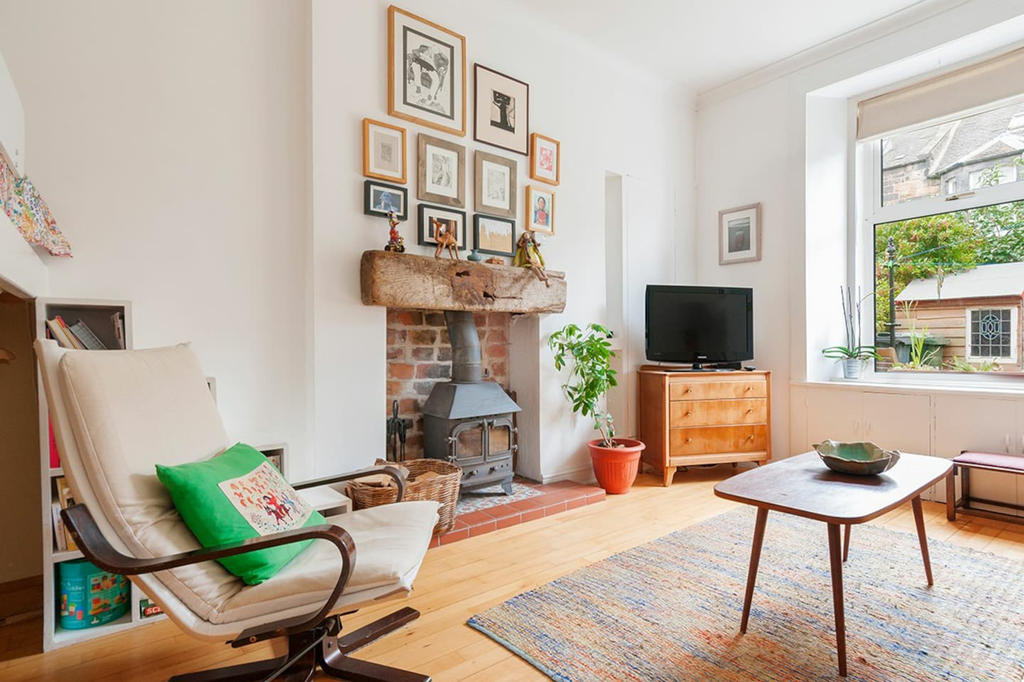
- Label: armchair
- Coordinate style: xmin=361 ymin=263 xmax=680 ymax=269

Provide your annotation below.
xmin=36 ymin=339 xmax=440 ymax=681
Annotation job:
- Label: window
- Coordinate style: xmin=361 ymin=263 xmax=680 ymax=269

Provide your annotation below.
xmin=864 ymin=97 xmax=1024 ymax=376
xmin=967 ymin=308 xmax=1015 ymax=359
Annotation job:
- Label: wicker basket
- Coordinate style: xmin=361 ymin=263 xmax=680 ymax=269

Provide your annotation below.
xmin=347 ymin=459 xmax=461 ymax=535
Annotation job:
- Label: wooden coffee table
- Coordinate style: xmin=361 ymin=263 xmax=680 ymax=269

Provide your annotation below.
xmin=714 ymin=451 xmax=952 ymax=677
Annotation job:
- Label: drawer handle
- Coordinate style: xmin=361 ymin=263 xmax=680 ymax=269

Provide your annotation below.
xmin=746 ymin=434 xmax=755 ymax=440
xmin=684 ymin=411 xmax=692 ymax=417
xmin=744 ymin=386 xmax=752 ymax=392
xmin=745 ymin=409 xmax=753 ymax=414
xmin=683 ymin=387 xmax=692 ymax=394
xmin=686 ymin=437 xmax=693 ymax=444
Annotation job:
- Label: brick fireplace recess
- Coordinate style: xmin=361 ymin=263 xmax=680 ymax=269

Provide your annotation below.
xmin=385 ymin=308 xmax=511 ymax=460
xmin=361 ymin=250 xmax=567 ymax=489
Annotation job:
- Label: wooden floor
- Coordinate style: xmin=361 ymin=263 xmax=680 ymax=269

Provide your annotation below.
xmin=2 ymin=466 xmax=1022 ymax=681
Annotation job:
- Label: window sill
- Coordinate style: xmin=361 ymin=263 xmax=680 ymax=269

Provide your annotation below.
xmin=794 ymin=373 xmax=1024 ymax=398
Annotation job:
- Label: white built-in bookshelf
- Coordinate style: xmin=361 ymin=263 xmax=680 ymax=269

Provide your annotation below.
xmin=35 ymin=297 xmax=145 ymax=651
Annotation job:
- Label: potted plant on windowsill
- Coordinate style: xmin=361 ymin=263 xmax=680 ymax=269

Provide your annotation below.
xmin=549 ymin=323 xmax=645 ymax=494
xmin=822 ymin=286 xmax=879 ymax=380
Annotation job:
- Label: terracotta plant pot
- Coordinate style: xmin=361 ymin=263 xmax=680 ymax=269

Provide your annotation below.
xmin=587 ymin=437 xmax=646 ymax=494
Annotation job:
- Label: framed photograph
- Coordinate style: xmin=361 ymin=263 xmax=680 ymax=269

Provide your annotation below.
xmin=529 ymin=133 xmax=560 ymax=185
xmin=718 ymin=203 xmax=761 ymax=265
xmin=474 ymin=64 xmax=529 ymax=155
xmin=418 ymin=204 xmax=467 ymax=250
xmin=388 ymin=6 xmax=466 ymax=136
xmin=364 ymin=180 xmax=408 ymax=220
xmin=525 ymin=185 xmax=555 ymax=235
xmin=474 ymin=151 xmax=517 ymax=219
xmin=473 ymin=214 xmax=516 ymax=257
xmin=363 ymin=118 xmax=407 ymax=184
xmin=417 ymin=133 xmax=465 ymax=207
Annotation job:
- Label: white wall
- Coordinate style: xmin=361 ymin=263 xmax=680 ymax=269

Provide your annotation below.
xmin=0 ymin=1 xmax=315 ymax=477
xmin=695 ymin=0 xmax=1024 ymax=459
xmin=0 ymin=1 xmax=693 ymax=492
xmin=312 ymin=0 xmax=693 ymax=481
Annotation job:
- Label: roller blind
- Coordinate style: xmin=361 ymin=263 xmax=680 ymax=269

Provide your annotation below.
xmin=857 ymin=47 xmax=1024 ymax=140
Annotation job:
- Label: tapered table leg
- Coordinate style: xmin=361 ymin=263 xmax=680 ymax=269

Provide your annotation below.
xmin=842 ymin=524 xmax=851 ymax=562
xmin=740 ymin=507 xmax=769 ymax=634
xmin=826 ymin=523 xmax=847 ymax=677
xmin=911 ymin=495 xmax=934 ymax=586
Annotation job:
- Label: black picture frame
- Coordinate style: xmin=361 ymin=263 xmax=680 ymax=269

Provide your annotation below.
xmin=364 ymin=180 xmax=408 ymax=220
xmin=418 ymin=203 xmax=467 ymax=250
xmin=473 ymin=214 xmax=516 ymax=257
xmin=473 ymin=64 xmax=529 ymax=155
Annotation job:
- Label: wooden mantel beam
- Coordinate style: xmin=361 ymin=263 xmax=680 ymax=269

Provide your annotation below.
xmin=360 ymin=250 xmax=566 ymax=314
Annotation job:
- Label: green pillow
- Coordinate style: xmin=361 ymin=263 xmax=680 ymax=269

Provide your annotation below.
xmin=156 ymin=443 xmax=326 ymax=585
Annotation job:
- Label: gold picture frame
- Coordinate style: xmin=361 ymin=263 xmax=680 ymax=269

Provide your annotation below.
xmin=525 ymin=185 xmax=555 ymax=235
xmin=474 ymin=150 xmax=516 ymax=219
xmin=387 ymin=5 xmax=466 ymax=137
xmin=418 ymin=133 xmax=466 ymax=208
xmin=362 ymin=118 xmax=407 ymax=184
xmin=529 ymin=133 xmax=560 ymax=186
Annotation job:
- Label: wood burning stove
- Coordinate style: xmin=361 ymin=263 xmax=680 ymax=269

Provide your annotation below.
xmin=423 ymin=311 xmax=520 ymax=494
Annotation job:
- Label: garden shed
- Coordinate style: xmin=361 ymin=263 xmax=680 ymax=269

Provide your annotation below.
xmin=894 ymin=261 xmax=1024 ymax=369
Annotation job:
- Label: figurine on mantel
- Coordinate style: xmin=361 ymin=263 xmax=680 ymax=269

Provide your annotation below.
xmin=431 ymin=217 xmax=460 ymax=260
xmin=513 ymin=228 xmax=549 ymax=286
xmin=383 ymin=211 xmax=405 ymax=253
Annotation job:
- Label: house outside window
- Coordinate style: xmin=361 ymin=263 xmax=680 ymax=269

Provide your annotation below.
xmin=863 ymin=96 xmax=1024 ymax=376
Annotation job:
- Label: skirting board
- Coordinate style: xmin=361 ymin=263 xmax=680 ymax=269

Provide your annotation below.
xmin=539 ymin=464 xmax=596 ymax=485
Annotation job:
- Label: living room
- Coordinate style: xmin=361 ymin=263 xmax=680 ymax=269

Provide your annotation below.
xmin=1 ymin=1 xmax=1023 ymax=680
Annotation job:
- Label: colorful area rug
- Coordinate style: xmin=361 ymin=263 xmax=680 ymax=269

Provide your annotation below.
xmin=456 ymin=480 xmax=541 ymax=514
xmin=468 ymin=508 xmax=1024 ymax=681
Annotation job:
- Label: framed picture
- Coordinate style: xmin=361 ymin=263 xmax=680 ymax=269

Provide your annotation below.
xmin=388 ymin=6 xmax=466 ymax=136
xmin=525 ymin=185 xmax=555 ymax=235
xmin=718 ymin=203 xmax=762 ymax=265
xmin=418 ymin=204 xmax=467 ymax=250
xmin=529 ymin=133 xmax=560 ymax=185
xmin=474 ymin=64 xmax=529 ymax=155
xmin=474 ymin=151 xmax=517 ymax=219
xmin=417 ymin=133 xmax=465 ymax=207
xmin=473 ymin=214 xmax=516 ymax=257
xmin=363 ymin=118 xmax=407 ymax=184
xmin=364 ymin=180 xmax=408 ymax=220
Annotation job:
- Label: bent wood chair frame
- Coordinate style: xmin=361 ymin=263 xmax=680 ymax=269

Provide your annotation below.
xmin=62 ymin=465 xmax=432 ymax=682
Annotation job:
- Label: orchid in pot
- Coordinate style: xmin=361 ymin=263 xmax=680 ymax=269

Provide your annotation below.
xmin=821 ymin=286 xmax=879 ymax=379
xmin=549 ymin=323 xmax=645 ymax=494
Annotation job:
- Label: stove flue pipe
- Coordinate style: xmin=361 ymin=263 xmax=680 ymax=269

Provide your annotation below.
xmin=443 ymin=310 xmax=482 ymax=383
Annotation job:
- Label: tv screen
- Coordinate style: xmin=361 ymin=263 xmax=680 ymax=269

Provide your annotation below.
xmin=645 ymin=285 xmax=753 ymax=365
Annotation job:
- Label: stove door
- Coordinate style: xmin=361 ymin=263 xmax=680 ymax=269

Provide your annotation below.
xmin=485 ymin=416 xmax=515 ymax=461
xmin=450 ymin=419 xmax=486 ymax=466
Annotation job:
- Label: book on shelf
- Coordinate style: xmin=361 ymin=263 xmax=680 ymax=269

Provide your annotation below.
xmin=51 ymin=502 xmax=67 ymax=552
xmin=54 ymin=316 xmax=84 ymax=349
xmin=48 ymin=418 xmax=60 ymax=468
xmin=111 ymin=311 xmax=125 ymax=349
xmin=68 ymin=320 xmax=107 ymax=350
xmin=45 ymin=318 xmax=77 ymax=349
xmin=54 ymin=476 xmax=78 ymax=551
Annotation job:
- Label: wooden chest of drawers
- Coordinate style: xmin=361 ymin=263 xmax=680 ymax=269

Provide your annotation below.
xmin=637 ymin=367 xmax=771 ymax=486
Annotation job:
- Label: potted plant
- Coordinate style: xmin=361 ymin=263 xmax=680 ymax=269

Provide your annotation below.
xmin=822 ymin=286 xmax=878 ymax=379
xmin=549 ymin=323 xmax=645 ymax=494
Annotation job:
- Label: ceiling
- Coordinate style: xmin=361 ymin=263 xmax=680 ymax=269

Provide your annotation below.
xmin=509 ymin=0 xmax=932 ymax=92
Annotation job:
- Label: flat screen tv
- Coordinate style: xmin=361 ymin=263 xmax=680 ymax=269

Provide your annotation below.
xmin=645 ymin=285 xmax=753 ymax=367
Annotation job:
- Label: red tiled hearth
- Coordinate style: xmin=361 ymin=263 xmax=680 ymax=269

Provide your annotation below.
xmin=428 ymin=479 xmax=605 ymax=548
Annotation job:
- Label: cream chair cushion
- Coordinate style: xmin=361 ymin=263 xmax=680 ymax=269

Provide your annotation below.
xmin=54 ymin=343 xmax=439 ymax=626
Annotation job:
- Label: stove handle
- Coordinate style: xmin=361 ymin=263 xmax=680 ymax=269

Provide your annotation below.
xmin=446 ymin=434 xmax=458 ymax=464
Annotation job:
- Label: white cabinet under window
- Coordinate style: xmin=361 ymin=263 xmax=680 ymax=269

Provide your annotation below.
xmin=933 ymin=394 xmax=1021 ymax=512
xmin=793 ymin=383 xmax=1020 ymax=512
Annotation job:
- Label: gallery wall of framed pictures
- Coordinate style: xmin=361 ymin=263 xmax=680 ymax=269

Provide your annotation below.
xmin=361 ymin=4 xmax=565 ymax=262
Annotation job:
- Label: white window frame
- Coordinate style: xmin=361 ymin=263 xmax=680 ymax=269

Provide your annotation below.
xmin=856 ymin=108 xmax=1024 ymax=384
xmin=965 ymin=307 xmax=1018 ymax=363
